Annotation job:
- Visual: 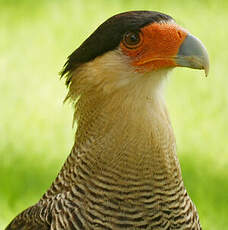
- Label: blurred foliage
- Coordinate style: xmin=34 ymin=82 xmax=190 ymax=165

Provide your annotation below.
xmin=0 ymin=0 xmax=227 ymax=229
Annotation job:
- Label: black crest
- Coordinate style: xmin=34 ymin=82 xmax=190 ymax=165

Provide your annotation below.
xmin=61 ymin=11 xmax=173 ymax=85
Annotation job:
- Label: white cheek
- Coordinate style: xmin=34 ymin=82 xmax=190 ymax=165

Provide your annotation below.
xmin=69 ymin=47 xmax=171 ymax=97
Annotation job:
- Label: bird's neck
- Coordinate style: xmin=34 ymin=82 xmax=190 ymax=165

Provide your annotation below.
xmin=74 ymin=86 xmax=181 ymax=181
xmin=44 ymin=72 xmax=184 ymax=200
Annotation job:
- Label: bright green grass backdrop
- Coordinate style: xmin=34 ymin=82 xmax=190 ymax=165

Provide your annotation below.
xmin=0 ymin=0 xmax=227 ymax=229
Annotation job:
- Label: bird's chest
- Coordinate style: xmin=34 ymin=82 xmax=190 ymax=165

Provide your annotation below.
xmin=58 ymin=176 xmax=200 ymax=230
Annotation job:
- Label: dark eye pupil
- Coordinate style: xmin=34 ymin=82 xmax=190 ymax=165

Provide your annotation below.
xmin=129 ymin=34 xmax=138 ymax=42
xmin=124 ymin=32 xmax=140 ymax=46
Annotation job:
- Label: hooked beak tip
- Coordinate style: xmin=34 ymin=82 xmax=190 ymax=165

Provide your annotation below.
xmin=204 ymin=63 xmax=209 ymax=77
xmin=176 ymin=34 xmax=209 ymax=77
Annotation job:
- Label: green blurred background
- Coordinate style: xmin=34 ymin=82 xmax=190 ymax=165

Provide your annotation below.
xmin=0 ymin=0 xmax=227 ymax=229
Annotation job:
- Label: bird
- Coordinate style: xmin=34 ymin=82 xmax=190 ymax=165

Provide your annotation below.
xmin=6 ymin=10 xmax=209 ymax=230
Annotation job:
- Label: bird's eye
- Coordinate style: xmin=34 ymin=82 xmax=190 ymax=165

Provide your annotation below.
xmin=122 ymin=31 xmax=143 ymax=49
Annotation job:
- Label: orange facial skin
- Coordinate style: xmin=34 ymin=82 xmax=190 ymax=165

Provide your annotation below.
xmin=120 ymin=23 xmax=188 ymax=72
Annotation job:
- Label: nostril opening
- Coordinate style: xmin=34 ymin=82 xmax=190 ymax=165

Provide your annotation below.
xmin=178 ymin=31 xmax=182 ymax=38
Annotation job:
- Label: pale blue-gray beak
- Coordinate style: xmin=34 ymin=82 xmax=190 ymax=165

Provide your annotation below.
xmin=176 ymin=34 xmax=209 ymax=76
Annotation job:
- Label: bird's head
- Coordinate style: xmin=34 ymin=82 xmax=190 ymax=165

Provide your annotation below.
xmin=61 ymin=11 xmax=209 ymax=100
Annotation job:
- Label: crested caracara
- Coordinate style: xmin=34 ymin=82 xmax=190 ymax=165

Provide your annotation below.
xmin=6 ymin=11 xmax=209 ymax=230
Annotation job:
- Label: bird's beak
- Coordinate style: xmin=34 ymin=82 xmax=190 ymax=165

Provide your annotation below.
xmin=122 ymin=23 xmax=209 ymax=76
xmin=175 ymin=34 xmax=209 ymax=76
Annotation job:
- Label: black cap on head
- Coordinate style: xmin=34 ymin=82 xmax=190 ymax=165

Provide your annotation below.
xmin=61 ymin=11 xmax=173 ymax=85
